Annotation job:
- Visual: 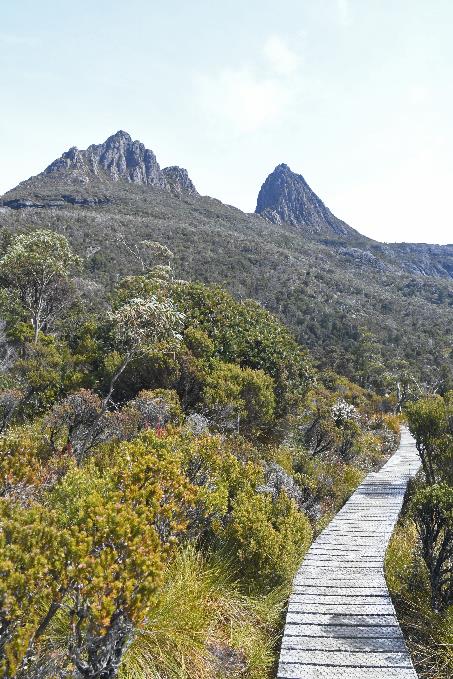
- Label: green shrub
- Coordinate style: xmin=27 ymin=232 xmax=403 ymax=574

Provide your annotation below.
xmin=202 ymin=362 xmax=276 ymax=435
xmin=386 ymin=520 xmax=453 ymax=679
xmin=223 ymin=490 xmax=312 ymax=590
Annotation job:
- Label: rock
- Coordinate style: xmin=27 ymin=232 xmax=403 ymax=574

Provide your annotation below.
xmin=337 ymin=246 xmax=387 ymax=271
xmin=42 ymin=131 xmax=198 ymax=196
xmin=255 ymin=163 xmax=356 ymax=236
xmin=207 ymin=643 xmax=247 ymax=675
xmin=257 ymin=462 xmax=305 ymax=508
xmin=3 ymin=132 xmax=198 ymax=209
xmin=162 ymin=166 xmax=198 ymax=196
xmin=61 ymin=194 xmax=110 ymax=207
xmin=1 ymin=195 xmax=110 ymax=210
xmin=184 ymin=413 xmax=209 ymax=435
xmin=2 ymin=198 xmax=39 ymax=209
xmin=44 ymin=130 xmax=165 ymax=187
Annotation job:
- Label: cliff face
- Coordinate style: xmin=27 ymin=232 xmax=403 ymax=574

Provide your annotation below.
xmin=43 ymin=131 xmax=166 ymax=187
xmin=162 ymin=166 xmax=198 ymax=196
xmin=255 ymin=163 xmax=356 ymax=237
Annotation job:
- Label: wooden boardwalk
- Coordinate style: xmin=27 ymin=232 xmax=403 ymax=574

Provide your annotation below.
xmin=277 ymin=428 xmax=421 ymax=679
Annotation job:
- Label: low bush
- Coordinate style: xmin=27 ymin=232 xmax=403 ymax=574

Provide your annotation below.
xmin=386 ymin=520 xmax=453 ymax=679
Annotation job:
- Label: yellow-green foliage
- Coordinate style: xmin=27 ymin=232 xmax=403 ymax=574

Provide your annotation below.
xmin=124 ymin=388 xmax=184 ymax=428
xmin=0 ymin=423 xmax=51 ymax=493
xmin=381 ymin=413 xmax=402 ymax=437
xmin=353 ymin=431 xmax=384 ymax=469
xmin=296 ymin=450 xmax=364 ymax=521
xmin=223 ymin=490 xmax=312 ymax=589
xmin=386 ymin=520 xmax=453 ymax=679
xmin=147 ymin=388 xmax=184 ymax=423
xmin=406 ymin=392 xmax=453 ymax=486
xmin=324 ymin=462 xmax=364 ymax=510
xmin=0 ymin=499 xmax=73 ymax=677
xmin=202 ymin=362 xmax=276 ymax=434
xmin=0 ymin=432 xmax=196 ymax=677
xmin=183 ymin=326 xmax=215 ymax=360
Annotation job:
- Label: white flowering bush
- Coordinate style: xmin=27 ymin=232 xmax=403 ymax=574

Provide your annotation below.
xmin=111 ymin=296 xmax=184 ymax=355
xmin=331 ymin=398 xmax=358 ymax=426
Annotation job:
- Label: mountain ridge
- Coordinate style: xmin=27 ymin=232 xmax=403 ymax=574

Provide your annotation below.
xmin=1 ymin=131 xmax=452 ymax=282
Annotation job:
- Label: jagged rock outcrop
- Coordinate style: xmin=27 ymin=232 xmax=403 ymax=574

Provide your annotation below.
xmin=255 ymin=163 xmax=356 ymax=236
xmin=337 ymin=246 xmax=388 ymax=272
xmin=1 ymin=131 xmax=198 ymax=209
xmin=384 ymin=242 xmax=453 ymax=278
xmin=44 ymin=131 xmax=167 ymax=187
xmin=162 ymin=166 xmax=198 ymax=196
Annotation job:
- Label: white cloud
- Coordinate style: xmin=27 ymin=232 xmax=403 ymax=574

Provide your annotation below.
xmin=263 ymin=35 xmax=300 ymax=75
xmin=197 ymin=68 xmax=291 ymax=133
xmin=195 ymin=35 xmax=302 ymax=134
xmin=336 ymin=0 xmax=352 ymax=27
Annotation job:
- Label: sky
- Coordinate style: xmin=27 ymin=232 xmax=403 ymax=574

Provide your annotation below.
xmin=1 ymin=0 xmax=453 ymax=244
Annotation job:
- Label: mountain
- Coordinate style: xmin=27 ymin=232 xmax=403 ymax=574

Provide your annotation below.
xmin=255 ymin=163 xmax=356 ymax=237
xmin=1 ymin=131 xmax=452 ymax=392
xmin=255 ymin=163 xmax=453 ymax=279
xmin=1 ymin=131 xmax=197 ymax=208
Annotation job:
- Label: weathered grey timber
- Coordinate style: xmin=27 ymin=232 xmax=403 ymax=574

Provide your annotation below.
xmin=277 ymin=427 xmax=421 ymax=679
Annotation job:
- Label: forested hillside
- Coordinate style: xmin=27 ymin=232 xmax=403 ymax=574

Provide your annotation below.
xmin=1 ymin=132 xmax=453 ymax=406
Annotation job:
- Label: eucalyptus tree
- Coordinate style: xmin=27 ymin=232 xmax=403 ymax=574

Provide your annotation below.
xmin=0 ymin=229 xmax=81 ymax=343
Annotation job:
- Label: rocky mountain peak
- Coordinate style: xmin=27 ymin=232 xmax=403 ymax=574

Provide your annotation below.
xmin=107 ymin=130 xmax=132 ymax=143
xmin=162 ymin=166 xmax=198 ymax=196
xmin=41 ymin=131 xmax=197 ymax=194
xmin=255 ymin=164 xmax=356 ymax=236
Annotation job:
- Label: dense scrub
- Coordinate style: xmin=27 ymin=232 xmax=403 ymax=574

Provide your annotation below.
xmin=386 ymin=520 xmax=453 ymax=679
xmin=0 ymin=230 xmax=401 ymax=678
xmin=385 ymin=393 xmax=453 ymax=679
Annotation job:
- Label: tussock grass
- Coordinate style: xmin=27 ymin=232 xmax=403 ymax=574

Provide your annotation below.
xmin=33 ymin=546 xmax=287 ymax=678
xmin=119 ymin=546 xmax=287 ymax=679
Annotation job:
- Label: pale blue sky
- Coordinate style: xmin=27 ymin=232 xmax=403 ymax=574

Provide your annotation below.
xmin=1 ymin=1 xmax=452 ymax=243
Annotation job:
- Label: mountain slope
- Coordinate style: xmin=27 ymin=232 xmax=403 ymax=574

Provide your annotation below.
xmin=1 ymin=131 xmax=452 ymax=392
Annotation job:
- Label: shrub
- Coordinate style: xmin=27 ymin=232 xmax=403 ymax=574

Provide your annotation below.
xmin=0 ymin=423 xmax=51 ymax=497
xmin=202 ymin=362 xmax=275 ymax=436
xmin=124 ymin=388 xmax=183 ymax=432
xmin=223 ymin=490 xmax=312 ymax=590
xmin=411 ymin=483 xmax=453 ymax=611
xmin=386 ymin=520 xmax=453 ymax=679
xmin=0 ymin=431 xmax=196 ymax=678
